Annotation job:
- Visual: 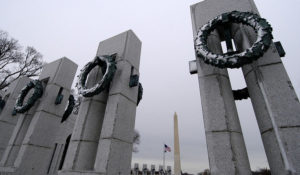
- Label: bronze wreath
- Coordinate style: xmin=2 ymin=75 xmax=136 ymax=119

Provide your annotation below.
xmin=14 ymin=80 xmax=43 ymax=113
xmin=195 ymin=11 xmax=273 ymax=68
xmin=77 ymin=55 xmax=117 ymax=97
xmin=61 ymin=95 xmax=75 ymax=122
xmin=233 ymin=87 xmax=249 ymax=100
xmin=137 ymin=83 xmax=143 ymax=106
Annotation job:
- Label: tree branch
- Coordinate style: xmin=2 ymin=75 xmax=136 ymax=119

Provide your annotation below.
xmin=0 ymin=30 xmax=44 ymax=90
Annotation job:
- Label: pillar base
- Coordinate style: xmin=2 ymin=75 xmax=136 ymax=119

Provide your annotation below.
xmin=58 ymin=170 xmax=104 ymax=175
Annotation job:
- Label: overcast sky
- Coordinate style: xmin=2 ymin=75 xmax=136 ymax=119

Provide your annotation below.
xmin=1 ymin=0 xmax=300 ymax=174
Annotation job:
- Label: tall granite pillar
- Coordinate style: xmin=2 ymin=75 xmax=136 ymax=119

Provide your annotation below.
xmin=94 ymin=30 xmax=141 ymax=175
xmin=0 ymin=77 xmax=31 ymax=158
xmin=228 ymin=1 xmax=300 ymax=174
xmin=59 ymin=62 xmax=109 ymax=172
xmin=0 ymin=57 xmax=77 ymax=175
xmin=59 ymin=30 xmax=141 ymax=175
xmin=158 ymin=165 xmax=164 ymax=175
xmin=133 ymin=163 xmax=139 ymax=175
xmin=142 ymin=164 xmax=148 ymax=175
xmin=190 ymin=2 xmax=251 ymax=174
xmin=150 ymin=165 xmax=155 ymax=175
xmin=166 ymin=166 xmax=172 ymax=175
xmin=0 ymin=81 xmax=40 ymax=169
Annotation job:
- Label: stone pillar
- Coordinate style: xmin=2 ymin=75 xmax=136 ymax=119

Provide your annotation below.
xmin=0 ymin=89 xmax=38 ymax=169
xmin=173 ymin=112 xmax=181 ymax=175
xmin=166 ymin=166 xmax=171 ymax=175
xmin=0 ymin=78 xmax=42 ymax=170
xmin=0 ymin=57 xmax=77 ymax=175
xmin=59 ymin=62 xmax=109 ymax=173
xmin=227 ymin=1 xmax=300 ymax=174
xmin=47 ymin=114 xmax=76 ymax=175
xmin=134 ymin=163 xmax=139 ymax=175
xmin=142 ymin=164 xmax=148 ymax=175
xmin=59 ymin=30 xmax=141 ymax=175
xmin=0 ymin=77 xmax=31 ymax=158
xmin=93 ymin=30 xmax=141 ymax=175
xmin=150 ymin=165 xmax=155 ymax=175
xmin=190 ymin=1 xmax=251 ymax=174
xmin=158 ymin=165 xmax=164 ymax=175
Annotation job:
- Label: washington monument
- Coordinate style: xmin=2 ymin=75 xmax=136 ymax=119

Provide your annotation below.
xmin=174 ymin=112 xmax=182 ymax=175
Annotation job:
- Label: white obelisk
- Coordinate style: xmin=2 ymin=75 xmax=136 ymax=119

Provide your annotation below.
xmin=174 ymin=112 xmax=181 ymax=175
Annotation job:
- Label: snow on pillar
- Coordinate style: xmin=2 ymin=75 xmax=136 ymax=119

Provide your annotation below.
xmin=190 ymin=1 xmax=251 ymax=174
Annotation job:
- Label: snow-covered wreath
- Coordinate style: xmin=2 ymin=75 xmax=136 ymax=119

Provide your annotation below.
xmin=195 ymin=11 xmax=273 ymax=68
xmin=14 ymin=80 xmax=43 ymax=113
xmin=61 ymin=94 xmax=75 ymax=122
xmin=77 ymin=55 xmax=117 ymax=97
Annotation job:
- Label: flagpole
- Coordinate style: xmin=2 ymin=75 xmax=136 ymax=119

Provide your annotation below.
xmin=163 ymin=144 xmax=165 ymax=172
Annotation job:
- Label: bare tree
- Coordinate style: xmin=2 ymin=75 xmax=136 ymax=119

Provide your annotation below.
xmin=133 ymin=130 xmax=140 ymax=153
xmin=0 ymin=30 xmax=44 ymax=90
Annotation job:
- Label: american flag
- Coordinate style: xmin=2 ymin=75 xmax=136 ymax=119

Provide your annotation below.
xmin=164 ymin=144 xmax=171 ymax=152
